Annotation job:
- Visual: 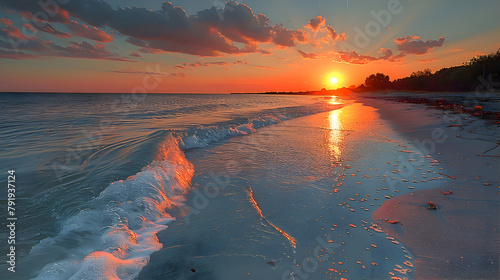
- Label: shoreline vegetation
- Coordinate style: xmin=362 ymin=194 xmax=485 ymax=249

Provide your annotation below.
xmin=232 ymin=48 xmax=500 ymax=96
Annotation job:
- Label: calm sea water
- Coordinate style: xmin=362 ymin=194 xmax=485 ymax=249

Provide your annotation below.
xmin=0 ymin=93 xmax=346 ymax=279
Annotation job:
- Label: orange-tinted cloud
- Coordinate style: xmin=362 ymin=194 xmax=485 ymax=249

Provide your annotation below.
xmin=331 ymin=50 xmax=380 ymax=64
xmin=129 ymin=51 xmax=141 ymax=58
xmin=0 ymin=49 xmax=38 ymax=59
xmin=138 ymin=47 xmax=165 ymax=54
xmin=0 ymin=17 xmax=30 ymax=41
xmin=297 ymin=50 xmax=319 ymax=59
xmin=420 ymin=57 xmax=438 ymax=62
xmin=331 ymin=48 xmax=403 ymax=64
xmin=251 ymin=65 xmax=277 ymax=70
xmin=109 ymin=68 xmax=166 ymax=75
xmin=0 ymin=18 xmax=13 ymax=26
xmin=326 ymin=26 xmax=346 ymax=43
xmin=304 ymin=16 xmax=345 ymax=48
xmin=108 ymin=69 xmax=185 ymax=78
xmin=22 ymin=22 xmax=71 ymax=38
xmin=169 ymin=73 xmax=186 ymax=78
xmin=332 ymin=36 xmax=445 ymax=64
xmin=306 ymin=16 xmax=326 ymax=31
xmin=1 ymin=1 xmax=309 ymax=57
xmin=14 ymin=7 xmax=70 ymax=23
xmin=66 ymin=20 xmax=112 ymax=42
xmin=174 ymin=60 xmax=248 ymax=69
xmin=395 ymin=36 xmax=445 ymax=55
xmin=0 ymin=32 xmax=131 ymax=61
xmin=0 ymin=14 xmax=130 ymax=61
xmin=50 ymin=41 xmax=131 ymax=61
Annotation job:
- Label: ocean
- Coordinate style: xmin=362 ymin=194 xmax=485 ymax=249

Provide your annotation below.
xmin=0 ymin=93 xmax=462 ymax=279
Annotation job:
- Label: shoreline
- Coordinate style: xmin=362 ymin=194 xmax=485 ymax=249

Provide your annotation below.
xmin=358 ymin=96 xmax=500 ymax=279
xmin=231 ymin=89 xmax=500 ymax=95
xmin=135 ymin=94 xmax=499 ymax=279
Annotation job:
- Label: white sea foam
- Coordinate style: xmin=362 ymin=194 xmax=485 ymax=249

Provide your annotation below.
xmin=178 ymin=104 xmax=341 ymax=149
xmin=32 ymin=137 xmax=194 ymax=280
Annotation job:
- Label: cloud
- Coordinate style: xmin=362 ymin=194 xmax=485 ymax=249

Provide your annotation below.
xmin=0 ymin=17 xmax=30 ymax=41
xmin=332 ymin=36 xmax=444 ymax=64
xmin=109 ymin=68 xmax=165 ymax=75
xmin=22 ymin=22 xmax=71 ymax=38
xmin=0 ymin=15 xmax=130 ymax=61
xmin=174 ymin=60 xmax=248 ymax=69
xmin=420 ymin=57 xmax=437 ymax=62
xmin=0 ymin=2 xmax=71 ymax=23
xmin=0 ymin=49 xmax=38 ymax=59
xmin=270 ymin=24 xmax=309 ymax=47
xmin=0 ymin=18 xmax=13 ymax=26
xmin=1 ymin=0 xmax=309 ymax=57
xmin=297 ymin=49 xmax=318 ymax=59
xmin=65 ymin=20 xmax=112 ymax=42
xmin=325 ymin=26 xmax=346 ymax=42
xmin=109 ymin=68 xmax=185 ymax=77
xmin=259 ymin=49 xmax=272 ymax=55
xmin=306 ymin=16 xmax=326 ymax=31
xmin=394 ymin=36 xmax=445 ymax=55
xmin=169 ymin=72 xmax=185 ymax=77
xmin=49 ymin=41 xmax=131 ymax=61
xmin=0 ymin=38 xmax=51 ymax=52
xmin=331 ymin=48 xmax=403 ymax=65
xmin=129 ymin=51 xmax=141 ymax=57
xmin=303 ymin=16 xmax=345 ymax=48
xmin=331 ymin=50 xmax=379 ymax=64
xmin=251 ymin=65 xmax=277 ymax=70
xmin=138 ymin=47 xmax=165 ymax=54
xmin=0 ymin=34 xmax=131 ymax=61
xmin=174 ymin=59 xmax=274 ymax=71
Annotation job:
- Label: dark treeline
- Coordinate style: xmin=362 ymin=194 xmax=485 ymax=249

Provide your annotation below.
xmin=361 ymin=49 xmax=500 ymax=92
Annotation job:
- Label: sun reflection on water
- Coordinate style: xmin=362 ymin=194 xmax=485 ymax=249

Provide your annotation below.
xmin=327 ymin=107 xmax=344 ymax=163
xmin=329 ymin=96 xmax=342 ymax=105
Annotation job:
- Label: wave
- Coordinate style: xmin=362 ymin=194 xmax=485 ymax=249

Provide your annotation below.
xmin=30 ymin=101 xmax=341 ymax=279
xmin=178 ymin=103 xmax=343 ymax=149
xmin=32 ymin=137 xmax=193 ymax=280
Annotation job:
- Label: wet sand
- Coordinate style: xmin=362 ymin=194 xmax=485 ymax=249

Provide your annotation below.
xmin=141 ymin=99 xmax=454 ymax=279
xmin=363 ymin=97 xmax=500 ymax=279
xmin=139 ymin=96 xmax=498 ymax=279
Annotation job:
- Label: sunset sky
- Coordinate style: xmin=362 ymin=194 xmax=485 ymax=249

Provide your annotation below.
xmin=0 ymin=0 xmax=499 ymax=93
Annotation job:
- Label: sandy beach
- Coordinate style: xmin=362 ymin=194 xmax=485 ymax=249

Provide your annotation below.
xmin=130 ymin=94 xmax=499 ymax=280
xmin=360 ymin=96 xmax=500 ymax=279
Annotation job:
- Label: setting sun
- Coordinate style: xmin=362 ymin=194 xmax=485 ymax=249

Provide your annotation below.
xmin=330 ymin=77 xmax=339 ymax=84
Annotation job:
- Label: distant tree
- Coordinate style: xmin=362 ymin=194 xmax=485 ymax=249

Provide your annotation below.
xmin=410 ymin=68 xmax=432 ymax=78
xmin=389 ymin=48 xmax=499 ymax=92
xmin=407 ymin=68 xmax=433 ymax=90
xmin=466 ymin=49 xmax=500 ymax=86
xmin=365 ymin=73 xmax=390 ymax=90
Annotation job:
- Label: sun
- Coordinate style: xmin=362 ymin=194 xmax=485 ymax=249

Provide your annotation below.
xmin=330 ymin=77 xmax=338 ymax=84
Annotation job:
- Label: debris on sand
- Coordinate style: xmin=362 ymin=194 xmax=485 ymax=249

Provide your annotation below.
xmin=438 ymin=172 xmax=456 ymax=179
xmin=428 ymin=202 xmax=437 ymax=210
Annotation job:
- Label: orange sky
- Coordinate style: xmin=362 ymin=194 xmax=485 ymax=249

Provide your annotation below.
xmin=0 ymin=0 xmax=499 ymax=93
